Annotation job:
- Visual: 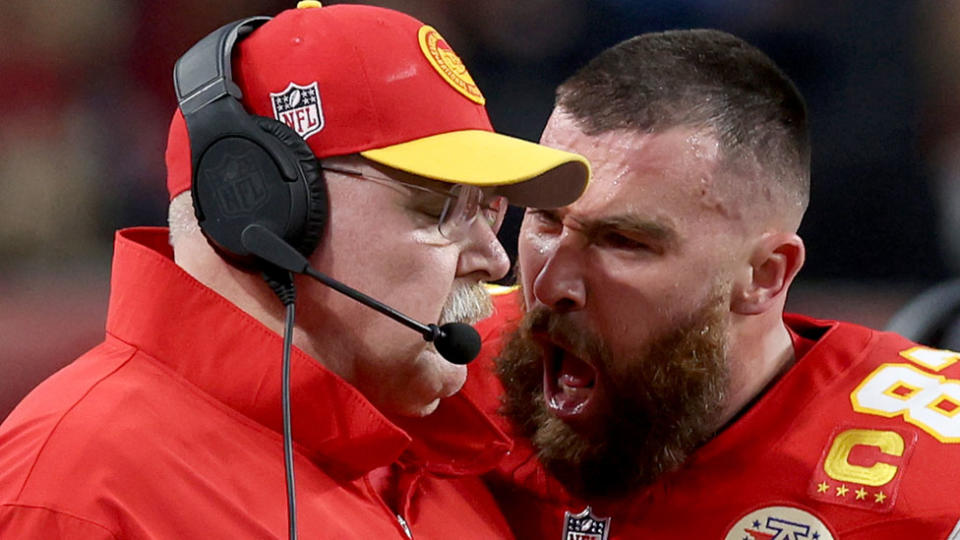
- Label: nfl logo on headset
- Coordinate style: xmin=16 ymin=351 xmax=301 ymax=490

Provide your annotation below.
xmin=562 ymin=507 xmax=611 ymax=540
xmin=202 ymin=152 xmax=267 ymax=217
xmin=271 ymin=81 xmax=324 ymax=139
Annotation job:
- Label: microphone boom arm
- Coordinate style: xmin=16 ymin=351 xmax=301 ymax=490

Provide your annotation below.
xmin=240 ymin=223 xmax=479 ymax=364
xmin=302 ymin=266 xmax=441 ymax=342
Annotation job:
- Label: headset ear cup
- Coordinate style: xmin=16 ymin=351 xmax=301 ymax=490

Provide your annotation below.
xmin=252 ymin=116 xmax=329 ymax=257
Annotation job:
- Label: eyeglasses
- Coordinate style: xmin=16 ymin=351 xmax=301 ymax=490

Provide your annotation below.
xmin=321 ymin=165 xmax=509 ymax=241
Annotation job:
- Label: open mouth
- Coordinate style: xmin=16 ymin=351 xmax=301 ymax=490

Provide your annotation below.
xmin=542 ymin=344 xmax=601 ymax=423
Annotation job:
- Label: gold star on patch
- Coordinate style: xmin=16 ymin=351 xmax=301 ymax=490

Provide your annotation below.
xmin=855 ymin=488 xmax=868 ymax=500
xmin=836 ymin=485 xmax=849 ymax=497
xmin=875 ymin=491 xmax=887 ymax=504
xmin=816 ymin=481 xmax=830 ymax=493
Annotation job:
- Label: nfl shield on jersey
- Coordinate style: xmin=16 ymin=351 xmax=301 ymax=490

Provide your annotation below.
xmin=563 ymin=506 xmax=611 ymax=540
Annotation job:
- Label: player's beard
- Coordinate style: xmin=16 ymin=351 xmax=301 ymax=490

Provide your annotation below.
xmin=496 ymin=289 xmax=730 ymax=498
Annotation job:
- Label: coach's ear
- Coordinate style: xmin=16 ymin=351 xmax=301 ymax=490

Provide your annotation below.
xmin=731 ymin=232 xmax=805 ymax=315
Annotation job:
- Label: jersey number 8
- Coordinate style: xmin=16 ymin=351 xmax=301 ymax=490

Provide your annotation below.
xmin=852 ymin=347 xmax=960 ymax=443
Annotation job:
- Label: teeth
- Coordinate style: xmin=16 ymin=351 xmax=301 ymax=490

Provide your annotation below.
xmin=559 ymin=380 xmax=588 ymax=397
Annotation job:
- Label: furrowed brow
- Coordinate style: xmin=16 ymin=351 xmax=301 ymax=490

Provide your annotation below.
xmin=577 ymin=214 xmax=679 ymax=247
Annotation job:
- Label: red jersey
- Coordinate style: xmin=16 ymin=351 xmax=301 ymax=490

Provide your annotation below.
xmin=0 ymin=227 xmax=514 ymax=539
xmin=465 ymin=288 xmax=960 ymax=539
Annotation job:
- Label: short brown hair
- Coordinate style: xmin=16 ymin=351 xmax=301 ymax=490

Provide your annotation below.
xmin=557 ymin=29 xmax=810 ymax=215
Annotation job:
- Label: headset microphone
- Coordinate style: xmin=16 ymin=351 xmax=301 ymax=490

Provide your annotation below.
xmin=241 ymin=223 xmax=482 ymax=365
xmin=175 ymin=17 xmax=486 ymax=538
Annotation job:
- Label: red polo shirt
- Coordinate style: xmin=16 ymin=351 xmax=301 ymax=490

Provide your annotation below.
xmin=0 ymin=227 xmax=514 ymax=539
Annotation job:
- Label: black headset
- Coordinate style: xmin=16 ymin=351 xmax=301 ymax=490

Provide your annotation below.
xmin=171 ymin=22 xmax=481 ymax=537
xmin=173 ymin=17 xmax=329 ymax=264
xmin=173 ymin=21 xmax=334 ymax=538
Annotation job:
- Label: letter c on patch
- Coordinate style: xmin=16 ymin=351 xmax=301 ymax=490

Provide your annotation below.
xmin=823 ymin=428 xmax=903 ymax=486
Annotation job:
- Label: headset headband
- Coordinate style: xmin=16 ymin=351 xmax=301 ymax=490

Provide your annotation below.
xmin=174 ymin=17 xmax=270 ymax=115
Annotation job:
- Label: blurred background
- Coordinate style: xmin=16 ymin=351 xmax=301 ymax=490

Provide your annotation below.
xmin=3 ymin=0 xmax=960 ymax=419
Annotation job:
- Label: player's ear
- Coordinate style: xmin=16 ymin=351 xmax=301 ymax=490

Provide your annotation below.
xmin=731 ymin=232 xmax=805 ymax=315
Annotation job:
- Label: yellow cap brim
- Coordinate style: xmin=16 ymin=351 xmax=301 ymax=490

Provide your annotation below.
xmin=360 ymin=130 xmax=590 ymax=208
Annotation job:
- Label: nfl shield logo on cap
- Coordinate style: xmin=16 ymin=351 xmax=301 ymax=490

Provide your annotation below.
xmin=270 ymin=81 xmax=324 ymax=139
xmin=562 ymin=506 xmax=611 ymax=540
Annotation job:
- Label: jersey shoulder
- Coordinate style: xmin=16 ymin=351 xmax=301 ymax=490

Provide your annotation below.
xmin=779 ymin=315 xmax=960 ymax=509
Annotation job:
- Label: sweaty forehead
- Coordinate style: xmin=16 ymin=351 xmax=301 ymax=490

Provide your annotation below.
xmin=542 ymin=112 xmax=725 ymax=213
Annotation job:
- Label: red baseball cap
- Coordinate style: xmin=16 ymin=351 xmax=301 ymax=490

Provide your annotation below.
xmin=166 ymin=1 xmax=589 ymax=208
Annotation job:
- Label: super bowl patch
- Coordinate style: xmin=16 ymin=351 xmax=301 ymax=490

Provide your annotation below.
xmin=271 ymin=81 xmax=324 ymax=139
xmin=725 ymin=505 xmax=835 ymax=540
xmin=418 ymin=25 xmax=485 ymax=105
xmin=561 ymin=506 xmax=610 ymax=540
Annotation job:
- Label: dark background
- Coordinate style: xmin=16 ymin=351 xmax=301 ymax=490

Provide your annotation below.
xmin=3 ymin=0 xmax=960 ymax=419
